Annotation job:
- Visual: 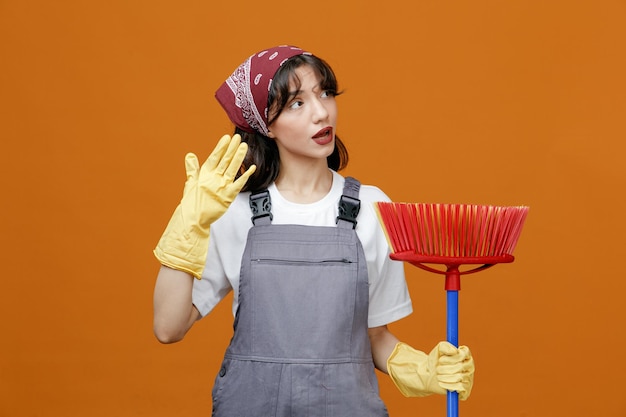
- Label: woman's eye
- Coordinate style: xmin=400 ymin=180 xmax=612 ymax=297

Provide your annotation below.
xmin=288 ymin=100 xmax=303 ymax=109
xmin=321 ymin=90 xmax=335 ymax=98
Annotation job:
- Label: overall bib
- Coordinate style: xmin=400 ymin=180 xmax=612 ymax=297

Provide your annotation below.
xmin=211 ymin=178 xmax=389 ymax=417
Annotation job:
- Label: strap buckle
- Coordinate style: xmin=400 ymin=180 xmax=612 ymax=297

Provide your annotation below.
xmin=336 ymin=194 xmax=360 ymax=229
xmin=249 ymin=190 xmax=273 ymax=225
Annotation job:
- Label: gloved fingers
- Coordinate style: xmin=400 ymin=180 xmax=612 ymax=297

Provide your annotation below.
xmin=437 ymin=349 xmax=470 ymax=365
xmin=438 ymin=381 xmax=463 ymax=393
xmin=233 ymin=164 xmax=257 ymax=189
xmin=437 ymin=343 xmax=472 ymax=363
xmin=204 ymin=134 xmax=249 ymax=182
xmin=218 ymin=134 xmax=245 ymax=177
xmin=439 ymin=378 xmax=473 ymax=401
xmin=438 ymin=382 xmax=471 ymax=399
xmin=458 ymin=345 xmax=472 ymax=359
xmin=437 ymin=373 xmax=464 ymax=385
xmin=437 ymin=374 xmax=472 ymax=394
xmin=184 ymin=153 xmax=200 ymax=185
xmin=222 ymin=140 xmax=249 ymax=181
xmin=434 ymin=341 xmax=474 ymax=400
xmin=437 ymin=361 xmax=465 ymax=375
xmin=435 ymin=341 xmax=458 ymax=356
xmin=438 ymin=354 xmax=464 ymax=365
xmin=459 ymin=388 xmax=472 ymax=401
xmin=204 ymin=134 xmax=234 ymax=172
xmin=437 ymin=348 xmax=474 ymax=375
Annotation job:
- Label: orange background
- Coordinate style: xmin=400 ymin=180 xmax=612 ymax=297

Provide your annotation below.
xmin=1 ymin=1 xmax=625 ymax=416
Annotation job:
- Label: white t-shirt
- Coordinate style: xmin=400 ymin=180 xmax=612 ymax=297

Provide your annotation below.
xmin=192 ymin=170 xmax=413 ymax=328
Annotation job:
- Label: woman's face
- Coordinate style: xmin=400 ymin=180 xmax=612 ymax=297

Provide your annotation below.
xmin=267 ymin=65 xmax=337 ymax=165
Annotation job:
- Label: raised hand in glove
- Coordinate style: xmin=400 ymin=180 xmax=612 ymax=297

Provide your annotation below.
xmin=387 ymin=341 xmax=475 ymax=400
xmin=154 ymin=134 xmax=256 ymax=278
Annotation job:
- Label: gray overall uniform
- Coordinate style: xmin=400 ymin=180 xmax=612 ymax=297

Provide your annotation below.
xmin=211 ymin=178 xmax=389 ymax=417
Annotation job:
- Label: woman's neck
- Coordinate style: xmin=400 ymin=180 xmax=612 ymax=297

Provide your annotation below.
xmin=274 ymin=163 xmax=333 ymax=204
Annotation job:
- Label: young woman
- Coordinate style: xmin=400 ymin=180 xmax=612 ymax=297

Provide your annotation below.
xmin=153 ymin=45 xmax=474 ymax=416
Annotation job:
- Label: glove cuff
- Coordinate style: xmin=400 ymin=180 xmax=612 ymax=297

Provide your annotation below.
xmin=153 ymin=247 xmax=204 ymax=279
xmin=387 ymin=342 xmax=439 ymax=398
xmin=153 ymin=203 xmax=211 ymax=279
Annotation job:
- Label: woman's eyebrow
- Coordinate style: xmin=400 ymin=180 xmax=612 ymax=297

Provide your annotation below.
xmin=288 ymin=84 xmax=323 ymax=97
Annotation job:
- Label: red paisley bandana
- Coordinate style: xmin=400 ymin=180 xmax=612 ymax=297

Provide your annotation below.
xmin=215 ymin=45 xmax=310 ymax=136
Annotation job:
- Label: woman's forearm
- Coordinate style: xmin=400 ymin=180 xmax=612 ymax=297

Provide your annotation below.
xmin=153 ymin=265 xmax=200 ymax=343
xmin=368 ymin=325 xmax=400 ymax=374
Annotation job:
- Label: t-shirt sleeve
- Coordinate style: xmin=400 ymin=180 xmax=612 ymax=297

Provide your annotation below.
xmin=358 ymin=186 xmax=413 ymax=328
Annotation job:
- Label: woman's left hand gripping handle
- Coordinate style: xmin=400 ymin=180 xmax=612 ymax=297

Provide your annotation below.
xmin=154 ymin=134 xmax=256 ymax=278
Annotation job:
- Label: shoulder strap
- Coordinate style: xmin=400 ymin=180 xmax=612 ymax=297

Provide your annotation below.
xmin=249 ymin=190 xmax=272 ymax=226
xmin=249 ymin=177 xmax=361 ymax=228
xmin=336 ymin=176 xmax=361 ymax=229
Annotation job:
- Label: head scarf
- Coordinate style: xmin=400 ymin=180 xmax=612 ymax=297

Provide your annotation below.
xmin=215 ymin=45 xmax=311 ymax=136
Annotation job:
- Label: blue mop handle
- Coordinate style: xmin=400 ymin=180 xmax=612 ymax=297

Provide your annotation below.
xmin=447 ymin=289 xmax=459 ymax=417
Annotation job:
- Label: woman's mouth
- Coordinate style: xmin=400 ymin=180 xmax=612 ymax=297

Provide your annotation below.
xmin=312 ymin=127 xmax=334 ymax=145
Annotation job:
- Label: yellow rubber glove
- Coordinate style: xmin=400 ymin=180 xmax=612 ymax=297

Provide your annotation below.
xmin=387 ymin=341 xmax=475 ymax=400
xmin=154 ymin=134 xmax=256 ymax=278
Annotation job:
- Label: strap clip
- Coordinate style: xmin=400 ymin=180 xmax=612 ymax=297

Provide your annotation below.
xmin=249 ymin=190 xmax=273 ymax=225
xmin=336 ymin=195 xmax=360 ymax=229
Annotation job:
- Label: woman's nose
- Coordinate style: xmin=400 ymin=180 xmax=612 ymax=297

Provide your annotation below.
xmin=311 ymin=97 xmax=329 ymax=122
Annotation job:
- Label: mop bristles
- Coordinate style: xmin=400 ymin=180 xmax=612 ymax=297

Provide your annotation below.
xmin=375 ymin=202 xmax=529 ymax=258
